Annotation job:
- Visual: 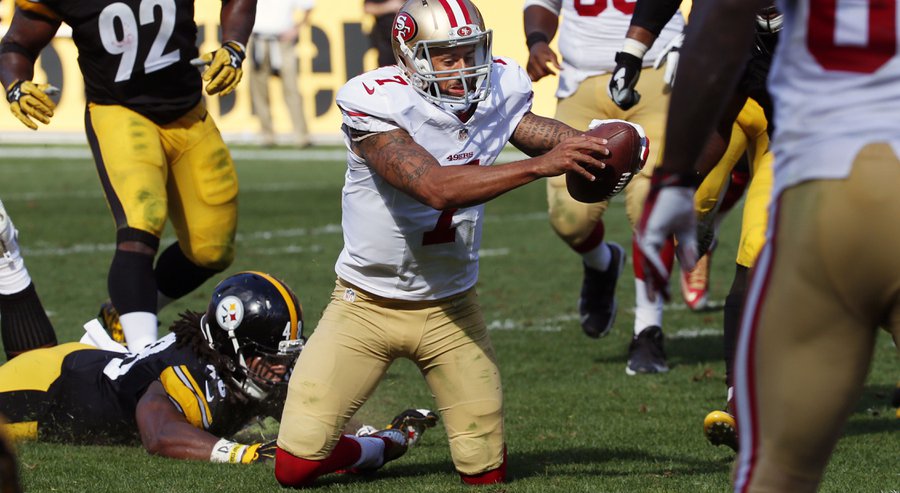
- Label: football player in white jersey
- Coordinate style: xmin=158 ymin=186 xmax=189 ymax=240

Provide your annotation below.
xmin=523 ymin=0 xmax=685 ymax=376
xmin=636 ymin=0 xmax=900 ymax=490
xmin=274 ymin=0 xmax=619 ymax=486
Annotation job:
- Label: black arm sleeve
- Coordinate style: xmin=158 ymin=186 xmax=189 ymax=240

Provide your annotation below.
xmin=631 ymin=0 xmax=683 ymax=37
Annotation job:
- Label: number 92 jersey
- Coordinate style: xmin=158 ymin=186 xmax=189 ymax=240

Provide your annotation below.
xmin=335 ymin=58 xmax=533 ymax=301
xmin=15 ymin=0 xmax=201 ymax=124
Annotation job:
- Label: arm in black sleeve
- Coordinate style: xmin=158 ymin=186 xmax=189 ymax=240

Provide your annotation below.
xmin=631 ymin=0 xmax=682 ymax=37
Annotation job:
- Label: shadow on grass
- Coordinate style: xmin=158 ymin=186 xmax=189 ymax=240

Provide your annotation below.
xmin=590 ymin=334 xmax=724 ymax=369
xmin=312 ymin=445 xmax=732 ymax=487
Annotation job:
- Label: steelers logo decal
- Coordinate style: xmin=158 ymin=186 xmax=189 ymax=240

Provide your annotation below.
xmin=216 ymin=295 xmax=244 ymax=330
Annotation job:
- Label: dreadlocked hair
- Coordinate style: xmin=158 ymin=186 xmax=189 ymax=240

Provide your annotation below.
xmin=168 ymin=311 xmax=249 ymax=404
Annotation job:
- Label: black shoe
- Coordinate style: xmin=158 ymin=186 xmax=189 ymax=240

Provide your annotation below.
xmin=625 ymin=326 xmax=669 ymax=375
xmin=387 ymin=408 xmax=439 ymax=446
xmin=579 ymin=242 xmax=625 ymax=339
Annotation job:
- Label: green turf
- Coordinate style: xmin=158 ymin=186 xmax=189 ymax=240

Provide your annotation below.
xmin=1 ymin=148 xmax=897 ymax=492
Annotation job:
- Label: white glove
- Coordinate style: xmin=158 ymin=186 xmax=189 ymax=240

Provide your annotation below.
xmin=636 ymin=173 xmax=698 ymax=302
xmin=653 ymin=32 xmax=684 ymax=92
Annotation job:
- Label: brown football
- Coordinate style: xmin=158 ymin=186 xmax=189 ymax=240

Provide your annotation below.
xmin=565 ymin=121 xmax=647 ymax=203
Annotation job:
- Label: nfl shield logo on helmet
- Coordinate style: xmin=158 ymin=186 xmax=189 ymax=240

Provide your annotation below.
xmin=216 ymin=295 xmax=244 ymax=330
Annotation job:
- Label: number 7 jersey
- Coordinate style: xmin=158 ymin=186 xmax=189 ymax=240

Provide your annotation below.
xmin=335 ymin=59 xmax=533 ymax=301
xmin=15 ymin=0 xmax=202 ymax=124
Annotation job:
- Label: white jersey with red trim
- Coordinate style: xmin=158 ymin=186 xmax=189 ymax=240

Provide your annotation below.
xmin=523 ymin=0 xmax=685 ymax=98
xmin=770 ymin=0 xmax=900 ymax=195
xmin=335 ymin=58 xmax=533 ymax=301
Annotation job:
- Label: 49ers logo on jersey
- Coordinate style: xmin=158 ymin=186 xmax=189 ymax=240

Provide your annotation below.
xmin=215 ymin=296 xmax=244 ymax=330
xmin=393 ymin=12 xmax=417 ymax=42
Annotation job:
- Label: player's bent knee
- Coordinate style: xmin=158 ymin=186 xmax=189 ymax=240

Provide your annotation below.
xmin=186 ymin=244 xmax=235 ymax=271
xmin=277 ymin=417 xmax=336 ymax=461
xmin=447 ymin=401 xmax=504 ymax=476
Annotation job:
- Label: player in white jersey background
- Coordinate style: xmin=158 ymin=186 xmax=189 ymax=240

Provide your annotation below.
xmin=523 ymin=0 xmax=685 ymax=376
xmin=635 ymin=0 xmax=900 ymax=490
xmin=274 ymin=0 xmax=625 ymax=486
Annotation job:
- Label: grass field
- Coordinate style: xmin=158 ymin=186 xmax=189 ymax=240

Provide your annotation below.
xmin=1 ymin=146 xmax=897 ymax=492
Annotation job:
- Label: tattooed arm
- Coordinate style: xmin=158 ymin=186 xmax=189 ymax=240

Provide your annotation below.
xmin=346 ymin=123 xmax=608 ymax=210
xmin=509 ymin=111 xmax=583 ymax=157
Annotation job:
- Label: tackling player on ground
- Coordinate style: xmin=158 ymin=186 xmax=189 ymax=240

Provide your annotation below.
xmin=0 ymin=0 xmax=253 ymax=354
xmin=273 ymin=0 xmax=618 ymax=486
xmin=0 ymin=200 xmax=438 ymax=473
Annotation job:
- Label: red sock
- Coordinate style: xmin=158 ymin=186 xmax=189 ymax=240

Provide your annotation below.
xmin=460 ymin=447 xmax=507 ymax=485
xmin=632 ymin=236 xmax=675 ymax=280
xmin=573 ymin=221 xmax=605 ymax=254
xmin=274 ymin=435 xmax=363 ymax=487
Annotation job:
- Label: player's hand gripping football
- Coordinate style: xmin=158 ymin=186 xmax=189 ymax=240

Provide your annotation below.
xmin=191 ymin=40 xmax=246 ymax=96
xmin=5 ymin=80 xmax=59 ymax=130
xmin=653 ymin=32 xmax=684 ymax=92
xmin=537 ymin=133 xmax=609 ymax=181
xmin=607 ymin=51 xmax=642 ymax=110
xmin=635 ymin=172 xmax=699 ymax=302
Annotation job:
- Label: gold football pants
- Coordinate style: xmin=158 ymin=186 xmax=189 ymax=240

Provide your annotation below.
xmin=546 ymin=68 xmax=668 ymax=245
xmin=694 ymin=98 xmax=773 ymax=267
xmin=278 ymin=280 xmax=504 ymax=476
xmin=735 ymin=143 xmax=900 ymax=492
xmin=0 ymin=343 xmax=92 ymax=440
xmin=85 ymin=102 xmax=238 ymax=268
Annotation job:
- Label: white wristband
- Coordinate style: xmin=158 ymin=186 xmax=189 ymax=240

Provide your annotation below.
xmin=210 ymin=438 xmax=250 ymax=463
xmin=622 ymin=38 xmax=650 ymax=59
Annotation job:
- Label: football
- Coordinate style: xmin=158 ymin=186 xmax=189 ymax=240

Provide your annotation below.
xmin=565 ymin=121 xmax=647 ymax=203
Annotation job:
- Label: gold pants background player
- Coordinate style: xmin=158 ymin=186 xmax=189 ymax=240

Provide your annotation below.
xmin=734 ymin=143 xmax=900 ymax=492
xmin=548 ymin=68 xmax=671 ymax=350
xmin=279 ymin=280 xmax=504 ymax=476
xmin=547 ymin=69 xmax=664 ymax=240
xmin=86 ymin=101 xmax=239 ymax=352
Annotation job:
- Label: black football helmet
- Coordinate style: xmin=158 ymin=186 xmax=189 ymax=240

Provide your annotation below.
xmin=200 ymin=271 xmax=305 ymax=401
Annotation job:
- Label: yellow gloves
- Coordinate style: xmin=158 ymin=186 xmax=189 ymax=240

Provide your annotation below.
xmin=5 ymin=80 xmax=59 ymax=130
xmin=191 ymin=40 xmax=246 ymax=96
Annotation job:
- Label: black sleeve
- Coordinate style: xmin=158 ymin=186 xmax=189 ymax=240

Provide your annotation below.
xmin=631 ymin=0 xmax=683 ymax=37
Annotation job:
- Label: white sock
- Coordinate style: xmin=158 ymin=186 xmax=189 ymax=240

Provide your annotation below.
xmin=633 ymin=279 xmax=663 ymax=335
xmin=0 ymin=254 xmax=31 ymax=295
xmin=157 ymin=292 xmax=176 ymax=311
xmin=120 ymin=311 xmax=159 ymax=352
xmin=582 ymin=242 xmax=612 ymax=272
xmin=349 ymin=435 xmax=386 ymax=469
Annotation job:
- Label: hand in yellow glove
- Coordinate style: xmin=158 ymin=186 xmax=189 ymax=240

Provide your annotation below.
xmin=191 ymin=40 xmax=246 ymax=96
xmin=247 ymin=439 xmax=277 ymax=464
xmin=210 ymin=438 xmax=277 ymax=464
xmin=5 ymin=80 xmax=59 ymax=130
